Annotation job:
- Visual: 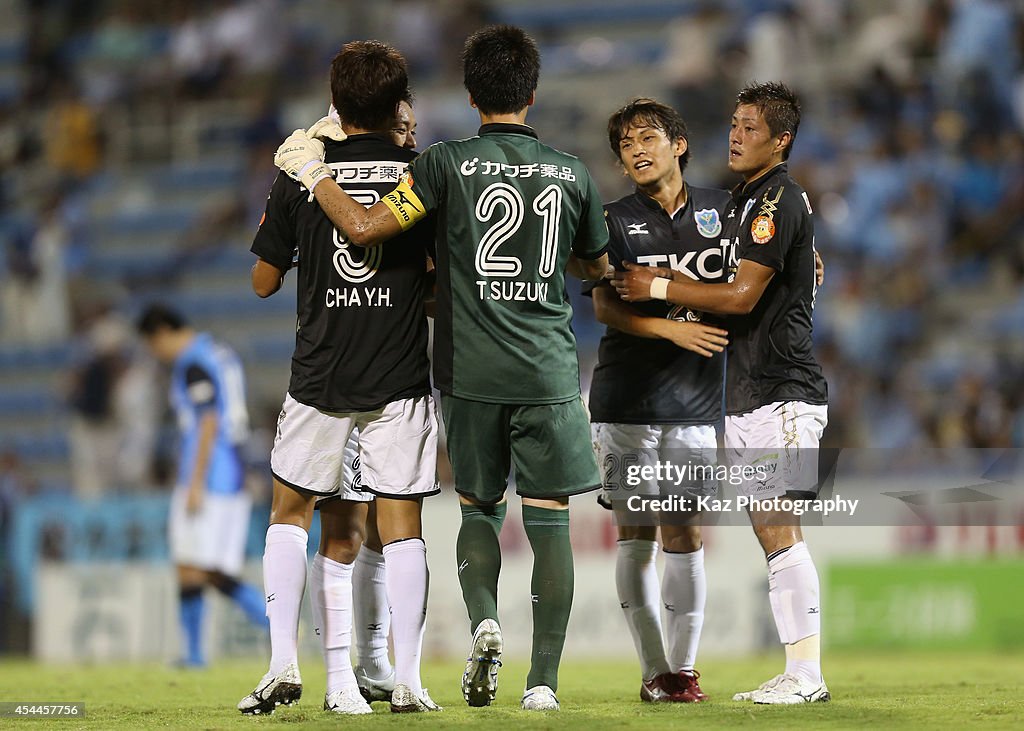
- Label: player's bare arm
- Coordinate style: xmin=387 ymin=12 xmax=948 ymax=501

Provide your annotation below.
xmin=611 ymin=259 xmax=774 ymax=315
xmin=814 ymin=248 xmax=825 ymax=286
xmin=314 ymin=177 xmax=405 ymax=247
xmin=592 ymin=283 xmax=727 ymax=358
xmin=251 ymin=258 xmax=285 ymax=297
xmin=567 ymin=252 xmax=609 ymax=281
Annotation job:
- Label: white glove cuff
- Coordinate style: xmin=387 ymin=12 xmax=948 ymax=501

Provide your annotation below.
xmin=300 ymin=160 xmax=331 ymax=191
xmin=649 ymin=277 xmax=671 ymax=301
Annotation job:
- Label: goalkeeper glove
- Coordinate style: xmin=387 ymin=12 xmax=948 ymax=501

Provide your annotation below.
xmin=275 ymin=129 xmax=331 ymax=192
xmin=307 ymin=114 xmax=347 ymax=143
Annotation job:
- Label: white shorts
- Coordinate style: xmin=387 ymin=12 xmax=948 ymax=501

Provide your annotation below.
xmin=316 ymin=429 xmax=368 ymax=505
xmin=169 ymin=488 xmax=251 ymax=576
xmin=593 ymin=422 xmax=717 ymax=506
xmin=271 ymin=393 xmax=439 ymax=499
xmin=724 ymin=401 xmax=827 ymax=498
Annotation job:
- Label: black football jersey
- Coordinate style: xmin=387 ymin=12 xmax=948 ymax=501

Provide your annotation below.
xmin=586 ymin=184 xmax=731 ymax=425
xmin=722 ymin=162 xmax=828 ymax=415
xmin=251 ymin=134 xmax=433 ymax=412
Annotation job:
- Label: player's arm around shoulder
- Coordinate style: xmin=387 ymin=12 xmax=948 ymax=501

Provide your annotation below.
xmin=273 ymin=128 xmax=407 ymax=247
xmin=315 ymin=177 xmax=406 ymax=247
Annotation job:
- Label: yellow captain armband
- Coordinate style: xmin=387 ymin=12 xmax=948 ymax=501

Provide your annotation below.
xmin=381 ymin=177 xmax=427 ymax=231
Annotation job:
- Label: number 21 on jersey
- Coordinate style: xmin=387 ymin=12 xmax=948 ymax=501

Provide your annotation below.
xmin=474 ymin=182 xmax=562 ymax=279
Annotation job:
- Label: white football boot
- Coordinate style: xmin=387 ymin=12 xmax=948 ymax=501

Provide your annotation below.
xmin=390 ymin=684 xmax=443 ymax=713
xmin=354 ymin=665 xmax=395 ymax=703
xmin=753 ymin=673 xmax=831 ymax=704
xmin=462 ymin=618 xmax=503 ymax=707
xmin=237 ymin=662 xmax=302 ymax=715
xmin=521 ymin=685 xmax=560 ymax=711
xmin=323 ymin=687 xmax=373 ymax=715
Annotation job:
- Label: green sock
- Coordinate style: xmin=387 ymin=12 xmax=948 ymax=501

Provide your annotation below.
xmin=456 ymin=501 xmax=507 ymax=632
xmin=522 ymin=504 xmax=573 ymax=692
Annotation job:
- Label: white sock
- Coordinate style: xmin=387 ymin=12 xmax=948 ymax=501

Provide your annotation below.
xmin=767 ymin=542 xmax=822 ymax=684
xmin=310 ymin=553 xmax=357 ymax=694
xmin=263 ymin=524 xmax=308 ymax=675
xmin=662 ymin=546 xmax=706 ymax=673
xmin=353 ymin=545 xmax=393 ymax=680
xmin=786 ymin=637 xmax=822 ymax=686
xmin=615 ymin=539 xmax=671 ymax=680
xmin=383 ymin=538 xmax=428 ymax=696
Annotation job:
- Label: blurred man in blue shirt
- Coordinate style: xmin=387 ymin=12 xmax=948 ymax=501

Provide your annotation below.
xmin=137 ymin=304 xmax=267 ymax=667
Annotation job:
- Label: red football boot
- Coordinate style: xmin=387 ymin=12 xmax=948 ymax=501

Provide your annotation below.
xmin=639 ymin=673 xmax=677 ymax=703
xmin=671 ymin=669 xmax=708 ymax=702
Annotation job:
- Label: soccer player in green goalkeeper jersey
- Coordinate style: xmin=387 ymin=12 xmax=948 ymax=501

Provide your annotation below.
xmin=274 ymin=24 xmax=609 ymax=712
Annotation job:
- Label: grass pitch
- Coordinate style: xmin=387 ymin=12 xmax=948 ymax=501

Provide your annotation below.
xmin=3 ymin=651 xmax=1022 ymax=729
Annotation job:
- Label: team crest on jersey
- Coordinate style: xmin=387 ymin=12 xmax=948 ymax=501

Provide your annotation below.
xmin=751 ymin=215 xmax=775 ymax=244
xmin=400 ymin=170 xmax=413 ymax=187
xmin=695 ymin=208 xmax=721 ymax=238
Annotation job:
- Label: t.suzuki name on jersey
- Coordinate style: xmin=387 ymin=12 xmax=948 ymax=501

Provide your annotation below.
xmin=476 ymin=280 xmax=549 ymax=303
xmin=325 ymin=287 xmax=392 ymax=308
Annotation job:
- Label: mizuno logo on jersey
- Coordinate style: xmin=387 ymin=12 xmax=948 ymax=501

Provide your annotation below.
xmin=627 ymin=222 xmax=649 ymax=235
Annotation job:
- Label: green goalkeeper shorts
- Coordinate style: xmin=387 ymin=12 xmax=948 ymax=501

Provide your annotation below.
xmin=441 ymin=394 xmax=601 ymax=505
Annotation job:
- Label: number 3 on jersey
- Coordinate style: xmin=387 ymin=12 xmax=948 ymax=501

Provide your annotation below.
xmin=333 ymin=190 xmax=383 ymax=283
xmin=475 ymin=182 xmax=561 ymax=278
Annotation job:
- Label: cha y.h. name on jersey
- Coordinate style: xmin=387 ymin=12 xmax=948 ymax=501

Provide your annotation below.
xmin=587 ymin=184 xmax=730 ymax=426
xmin=251 ymin=133 xmax=434 ymax=413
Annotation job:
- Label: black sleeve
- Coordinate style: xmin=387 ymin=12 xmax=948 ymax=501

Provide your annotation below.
xmin=251 ymin=171 xmax=300 ymax=272
xmin=419 ymin=212 xmax=438 ymax=261
xmin=185 ymin=364 xmax=218 ymax=410
xmin=739 ymin=185 xmax=804 ymax=273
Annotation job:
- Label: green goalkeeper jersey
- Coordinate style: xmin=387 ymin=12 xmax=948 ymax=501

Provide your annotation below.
xmin=382 ymin=123 xmax=608 ymax=404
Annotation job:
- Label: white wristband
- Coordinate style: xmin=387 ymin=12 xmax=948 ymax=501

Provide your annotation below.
xmin=299 ymin=160 xmax=331 ymax=191
xmin=649 ymin=276 xmax=671 ymax=300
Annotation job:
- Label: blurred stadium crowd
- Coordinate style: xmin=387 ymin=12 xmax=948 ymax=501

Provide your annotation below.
xmin=0 ymin=0 xmax=1022 ymax=502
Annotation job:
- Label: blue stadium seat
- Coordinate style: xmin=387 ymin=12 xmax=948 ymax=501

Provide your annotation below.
xmin=154 ymin=162 xmax=244 ymax=192
xmin=0 ymin=38 xmax=23 ymax=64
xmin=0 ymin=388 xmax=61 ymax=414
xmin=496 ymin=0 xmax=692 ymax=27
xmin=0 ymin=344 xmax=72 ymax=371
xmin=93 ymin=208 xmax=198 ymax=236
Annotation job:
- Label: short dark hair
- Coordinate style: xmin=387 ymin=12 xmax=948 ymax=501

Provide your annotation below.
xmin=736 ymin=81 xmax=801 ymax=160
xmin=330 ymin=41 xmax=411 ymax=132
xmin=462 ymin=25 xmax=540 ymax=115
xmin=607 ymin=98 xmax=690 ymax=174
xmin=137 ymin=304 xmax=187 ymax=336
